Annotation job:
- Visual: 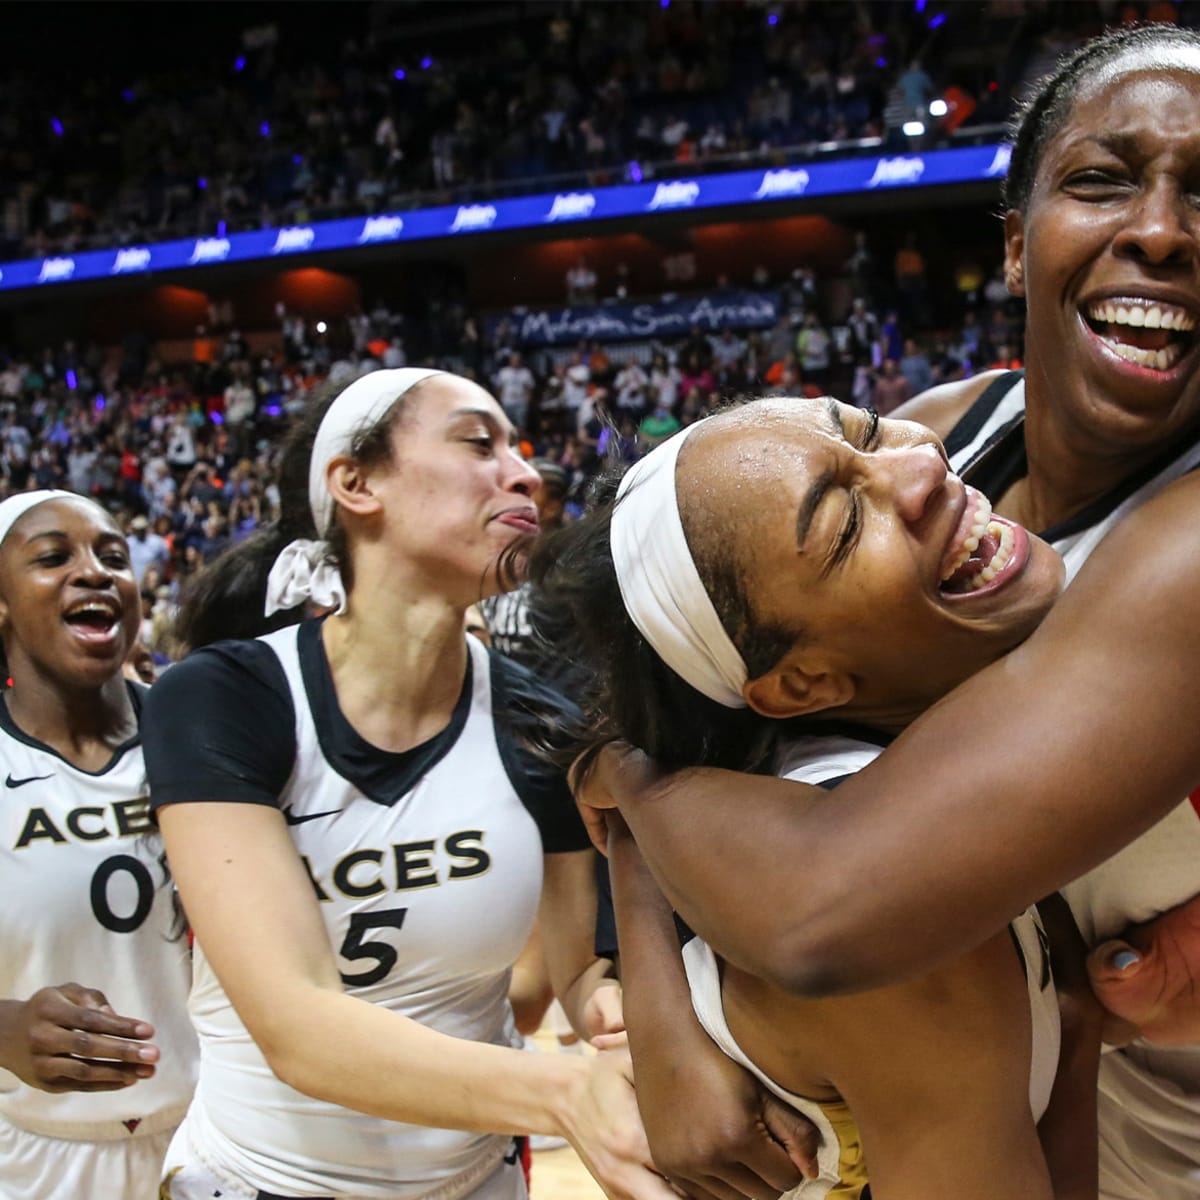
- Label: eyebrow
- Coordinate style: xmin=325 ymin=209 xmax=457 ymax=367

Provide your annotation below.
xmin=794 ymin=399 xmax=844 ymax=552
xmin=1078 ymin=132 xmax=1144 ymax=160
xmin=23 ymin=530 xmax=124 ymax=546
xmin=448 ymin=405 xmax=518 ymax=445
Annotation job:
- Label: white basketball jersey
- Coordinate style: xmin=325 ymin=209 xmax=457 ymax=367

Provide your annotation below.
xmin=186 ymin=627 xmax=545 ymax=1199
xmin=950 ymin=372 xmax=1200 ymax=1196
xmin=0 ymin=696 xmax=195 ymax=1140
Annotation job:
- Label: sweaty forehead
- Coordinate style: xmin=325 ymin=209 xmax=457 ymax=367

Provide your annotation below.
xmin=680 ymin=399 xmax=830 ymax=497
xmin=1077 ymin=47 xmax=1200 ymax=106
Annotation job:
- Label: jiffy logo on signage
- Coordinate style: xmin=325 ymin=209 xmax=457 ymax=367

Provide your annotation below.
xmin=190 ymin=237 xmax=232 ymax=264
xmin=112 ymin=248 xmax=151 ymax=274
xmin=753 ymin=168 xmax=810 ymax=199
xmin=359 ymin=215 xmax=405 ymax=243
xmin=272 ymin=227 xmax=316 ymax=254
xmin=38 ymin=257 xmax=76 ymax=283
xmin=449 ymin=204 xmax=498 ymax=233
xmin=866 ymin=157 xmax=926 ymax=187
xmin=647 ymin=181 xmax=700 ymax=210
xmin=985 ymin=144 xmax=1012 ymax=178
xmin=546 ymin=193 xmax=597 ymax=221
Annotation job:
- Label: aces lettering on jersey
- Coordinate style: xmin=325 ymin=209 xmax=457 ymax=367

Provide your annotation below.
xmin=13 ymin=796 xmax=153 ymax=846
xmin=300 ymin=829 xmax=491 ymax=901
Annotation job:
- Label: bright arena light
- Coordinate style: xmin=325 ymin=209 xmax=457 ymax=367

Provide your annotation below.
xmin=316 ymin=321 xmax=328 ymax=333
xmin=902 ymin=120 xmax=926 ymax=136
xmin=929 ymin=98 xmax=949 ymax=117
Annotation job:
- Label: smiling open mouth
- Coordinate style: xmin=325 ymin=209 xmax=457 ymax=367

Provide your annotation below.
xmin=938 ymin=488 xmax=1018 ymax=595
xmin=63 ymin=602 xmax=119 ymax=637
xmin=1084 ymin=298 xmax=1197 ymax=371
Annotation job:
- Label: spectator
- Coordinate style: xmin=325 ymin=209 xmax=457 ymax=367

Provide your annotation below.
xmin=494 ymin=351 xmax=536 ymax=430
xmin=614 ymin=358 xmax=650 ymax=420
xmin=894 ymin=232 xmax=928 ymax=326
xmin=899 ymin=337 xmax=934 ymax=397
xmin=638 ymin=398 xmax=681 ymax=450
xmin=796 ymin=312 xmax=831 ymax=392
xmin=566 ymin=256 xmax=597 ymax=305
xmin=126 ymin=513 xmax=170 ymax=584
xmin=562 ymin=351 xmax=591 ymax=422
xmin=223 ymin=368 xmax=256 ymax=428
xmin=871 ymin=357 xmax=912 ymax=415
xmin=648 ymin=352 xmax=681 ymax=414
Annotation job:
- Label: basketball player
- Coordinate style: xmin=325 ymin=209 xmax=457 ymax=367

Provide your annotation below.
xmin=534 ymin=400 xmax=1101 ymax=1196
xmin=575 ymin=28 xmax=1200 ymax=1200
xmin=144 ymin=370 xmax=671 ymax=1200
xmin=0 ymin=491 xmax=196 ymax=1198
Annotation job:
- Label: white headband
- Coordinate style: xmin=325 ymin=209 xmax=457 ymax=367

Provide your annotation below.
xmin=0 ymin=490 xmax=80 ymax=548
xmin=610 ymin=424 xmax=749 ymax=708
xmin=265 ymin=367 xmax=443 ymax=618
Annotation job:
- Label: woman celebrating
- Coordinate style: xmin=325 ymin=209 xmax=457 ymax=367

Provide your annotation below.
xmin=0 ymin=491 xmax=196 ymax=1198
xmin=144 ymin=369 xmax=668 ymax=1200
xmin=535 ymin=398 xmax=1099 ymax=1198
xmin=578 ymin=26 xmax=1200 ymax=1200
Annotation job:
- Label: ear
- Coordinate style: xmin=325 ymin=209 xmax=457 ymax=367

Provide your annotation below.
xmin=1002 ymin=210 xmax=1026 ymax=298
xmin=743 ymin=656 xmax=855 ymax=720
xmin=325 ymin=455 xmax=384 ymax=520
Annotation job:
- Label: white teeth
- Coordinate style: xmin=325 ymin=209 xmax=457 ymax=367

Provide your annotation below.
xmin=941 ymin=491 xmax=993 ymax=581
xmin=1087 ymin=299 xmax=1197 ymax=332
xmin=964 ymin=521 xmax=1016 ymax=592
xmin=66 ymin=603 xmax=115 ymax=621
xmin=1103 ymin=339 xmax=1184 ymax=370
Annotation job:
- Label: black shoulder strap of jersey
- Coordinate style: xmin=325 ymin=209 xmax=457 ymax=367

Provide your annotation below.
xmin=943 ymin=369 xmax=1025 ymax=460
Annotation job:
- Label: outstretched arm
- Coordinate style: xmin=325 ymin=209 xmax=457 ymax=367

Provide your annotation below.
xmin=595 ymin=471 xmax=1200 ymax=995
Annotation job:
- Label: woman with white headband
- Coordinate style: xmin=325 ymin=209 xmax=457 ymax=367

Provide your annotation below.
xmin=142 ymin=368 xmax=671 ymax=1200
xmin=0 ymin=490 xmax=196 ymax=1198
xmin=531 ymin=397 xmax=1113 ymax=1197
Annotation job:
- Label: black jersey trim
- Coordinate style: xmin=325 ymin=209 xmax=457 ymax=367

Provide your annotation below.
xmin=296 ymin=618 xmax=474 ymax=806
xmin=962 ymin=413 xmax=1200 ymax=542
xmin=489 ymin=650 xmax=591 ymax=853
xmin=817 ymin=773 xmax=854 ymax=791
xmin=0 ymin=680 xmax=143 ymax=776
xmin=144 ymin=638 xmax=297 ymax=811
xmin=942 ymin=371 xmax=1024 ymax=460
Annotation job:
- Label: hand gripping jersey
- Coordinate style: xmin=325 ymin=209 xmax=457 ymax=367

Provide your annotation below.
xmin=144 ymin=621 xmax=588 ymax=1200
xmin=0 ymin=687 xmax=196 ymax=1141
xmin=948 ymin=371 xmax=1200 ymax=1200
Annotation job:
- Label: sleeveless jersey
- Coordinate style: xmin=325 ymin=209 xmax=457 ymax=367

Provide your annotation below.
xmin=0 ymin=689 xmax=196 ymax=1140
xmin=682 ymin=738 xmax=1060 ymax=1199
xmin=146 ymin=623 xmax=580 ymax=1199
xmin=955 ymin=373 xmax=1200 ymax=1197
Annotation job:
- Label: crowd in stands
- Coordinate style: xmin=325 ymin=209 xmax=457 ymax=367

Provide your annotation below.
xmin=0 ymin=0 xmax=1142 ymax=259
xmin=0 ymin=213 xmax=1028 ymax=671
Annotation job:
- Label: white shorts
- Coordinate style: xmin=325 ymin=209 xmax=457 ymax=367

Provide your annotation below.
xmin=0 ymin=1115 xmax=175 ymax=1200
xmin=160 ymin=1119 xmax=530 ymax=1200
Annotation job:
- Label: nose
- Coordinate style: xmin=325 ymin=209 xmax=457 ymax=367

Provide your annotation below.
xmin=72 ymin=550 xmax=117 ymax=588
xmin=503 ymin=449 xmax=542 ymax=497
xmin=1113 ymin=179 xmax=1197 ymax=269
xmin=865 ymin=441 xmax=948 ymax=527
